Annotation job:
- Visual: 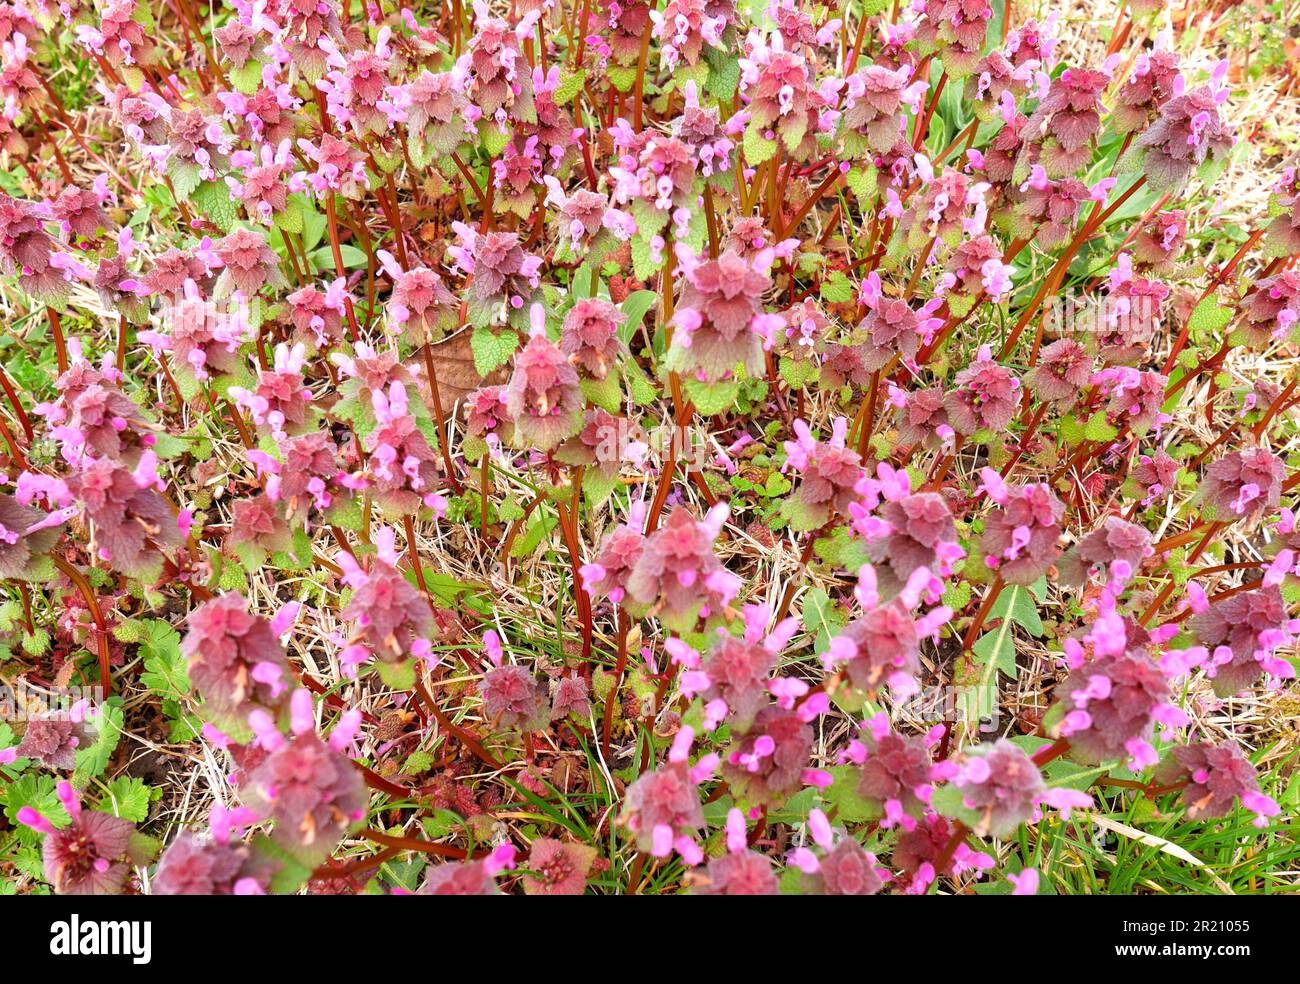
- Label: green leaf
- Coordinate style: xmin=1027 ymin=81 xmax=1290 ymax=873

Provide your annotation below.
xmin=73 ymin=697 xmax=124 ymax=787
xmin=274 ymin=195 xmax=306 ymax=235
xmin=608 ymin=65 xmax=637 ymax=92
xmin=801 ymin=588 xmax=845 ymax=657
xmin=743 ymin=119 xmax=777 ymax=166
xmin=625 ymin=362 xmax=659 ymax=404
xmin=972 ymin=622 xmax=1019 ymax=681
xmin=619 ymin=290 xmax=658 ymax=343
xmin=1188 ymin=296 xmax=1233 ymax=340
xmin=555 ymin=68 xmax=587 ymax=104
xmin=229 ymin=59 xmax=263 ymax=95
xmin=1083 ymin=410 xmax=1118 ymax=443
xmin=470 ymin=326 xmax=519 ymax=375
xmin=308 ymin=243 xmax=366 ymax=273
xmin=845 ymin=164 xmax=878 ymax=201
xmin=169 ymin=160 xmax=201 ymax=202
xmin=681 ymin=376 xmax=739 ymax=416
xmin=820 ymin=765 xmax=882 ymax=822
xmin=374 ymin=658 xmax=417 ymax=691
xmin=581 ymin=371 xmax=623 ymax=413
xmin=97 ymin=777 xmax=155 ymax=823
xmin=705 ymin=55 xmax=742 ymax=101
xmin=511 ymin=512 xmax=558 ymax=558
xmin=987 ymin=581 xmax=1045 ymax=636
xmin=191 ymin=180 xmax=238 ymax=232
xmin=820 ymin=270 xmax=855 ymax=304
xmin=779 ymin=356 xmax=819 ymax=390
xmin=583 ymin=468 xmax=618 ymax=507
xmin=630 ymin=234 xmax=661 ymax=281
xmin=479 ymin=120 xmax=509 ymax=157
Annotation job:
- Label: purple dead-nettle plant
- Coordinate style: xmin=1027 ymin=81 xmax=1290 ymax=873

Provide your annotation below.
xmin=1241 ymin=270 xmax=1300 ymax=346
xmin=447 ymin=221 xmax=543 ymax=325
xmin=789 ymin=807 xmax=889 ymax=896
xmin=1059 ymin=517 xmax=1154 ymax=587
xmin=182 ymin=592 xmax=293 ymax=725
xmin=665 ymin=245 xmax=784 ymax=384
xmin=375 ymin=250 xmax=458 ymax=345
xmin=479 ymin=628 xmax=550 ymax=731
xmin=780 ymin=416 xmax=867 ymax=531
xmin=946 ymin=739 xmax=1092 ymax=837
xmin=823 ymin=564 xmax=952 ymax=697
xmin=976 ymin=467 xmax=1064 ymax=584
xmin=854 ymin=271 xmax=945 ymax=371
xmin=622 ymin=503 xmax=741 ymax=632
xmin=1095 ymin=253 xmax=1169 ymax=364
xmin=559 ymin=298 xmax=629 ymax=381
xmin=228 ymin=342 xmax=314 ymax=441
xmin=1134 ymin=66 xmax=1235 ymax=193
xmin=1056 ymin=600 xmax=1190 ymax=769
xmin=17 ymin=782 xmax=147 ymax=895
xmin=1200 ymin=446 xmax=1285 ymax=521
xmin=691 ymin=808 xmax=780 ymax=895
xmin=1094 ymin=366 xmax=1171 ymax=437
xmin=337 ymin=528 xmax=437 ymax=675
xmin=580 ymin=500 xmax=648 ymax=608
xmin=285 ymin=278 xmax=350 ymax=348
xmin=240 ymin=691 xmax=367 ymax=864
xmin=844 ymin=712 xmax=943 ymax=828
xmin=621 ymin=727 xmax=718 ymax=865
xmin=504 ymin=305 xmax=586 ymax=452
xmin=361 ymin=381 xmax=447 ymax=519
xmin=1153 ymin=741 xmax=1281 ymax=827
xmin=1187 ymin=571 xmax=1299 ymax=696
xmin=672 ymin=602 xmax=799 ymax=732
xmin=945 ymin=345 xmax=1021 ymax=436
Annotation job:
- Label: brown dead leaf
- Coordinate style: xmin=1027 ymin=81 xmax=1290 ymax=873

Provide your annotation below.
xmin=412 ymin=330 xmax=507 ymax=409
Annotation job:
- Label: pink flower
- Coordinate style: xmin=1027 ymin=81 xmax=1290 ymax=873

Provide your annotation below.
xmin=340 ymin=535 xmax=436 ymax=669
xmin=782 ymin=417 xmax=866 ymax=530
xmin=504 ymin=323 xmax=585 ymax=451
xmin=1059 ymin=517 xmax=1153 ymax=587
xmin=1189 ymin=583 xmax=1296 ymax=696
xmin=66 ymin=456 xmax=183 ymax=578
xmin=722 ymin=705 xmax=814 ymax=806
xmin=665 ymin=247 xmax=776 ymax=384
xmin=1137 ymin=84 xmax=1234 ymax=192
xmin=945 ymin=346 xmax=1020 ymax=435
xmin=479 ymin=663 xmax=549 ymax=730
xmin=418 ymin=858 xmax=504 ymax=895
xmin=952 ymin=739 xmax=1049 ymax=837
xmin=621 ymin=759 xmax=709 ymax=860
xmin=214 ymin=227 xmax=284 ymax=298
xmin=0 ymin=492 xmax=65 ymax=579
xmin=1008 ymin=867 xmax=1040 ymax=895
xmin=979 ymin=473 xmax=1064 ymax=585
xmin=153 ymin=834 xmax=272 ymax=895
xmin=624 ymin=504 xmax=740 ymax=632
xmin=1058 ymin=631 xmax=1173 ymax=765
xmin=21 ymin=783 xmax=142 ymax=895
xmin=520 ymin=838 xmax=598 ymax=895
xmin=241 ymin=730 xmax=367 ymax=863
xmin=1201 ymin=447 xmax=1284 ymax=521
xmin=559 ymin=298 xmax=628 ymax=381
xmin=184 ymin=593 xmax=292 ymax=721
xmin=1154 ymin=741 xmax=1276 ymax=825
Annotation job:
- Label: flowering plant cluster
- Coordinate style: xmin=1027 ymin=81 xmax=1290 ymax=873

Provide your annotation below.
xmin=0 ymin=0 xmax=1298 ymax=898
